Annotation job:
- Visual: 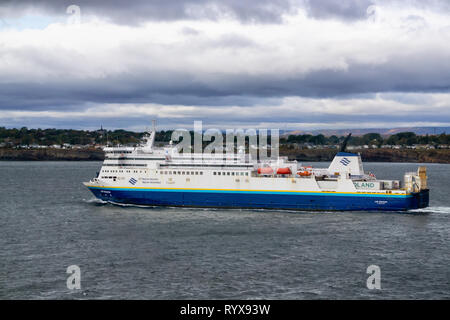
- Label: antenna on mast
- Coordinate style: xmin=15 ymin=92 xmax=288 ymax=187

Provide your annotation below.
xmin=143 ymin=119 xmax=157 ymax=150
xmin=340 ymin=133 xmax=352 ymax=152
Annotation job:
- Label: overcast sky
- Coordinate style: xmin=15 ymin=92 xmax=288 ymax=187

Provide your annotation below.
xmin=1 ymin=0 xmax=450 ymax=130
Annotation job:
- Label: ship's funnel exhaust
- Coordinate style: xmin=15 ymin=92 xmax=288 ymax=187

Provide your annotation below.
xmin=328 ymin=152 xmax=364 ymax=176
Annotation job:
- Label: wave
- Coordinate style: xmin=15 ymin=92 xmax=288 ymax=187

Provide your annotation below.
xmin=409 ymin=207 xmax=450 ymax=214
xmin=83 ymin=197 xmax=108 ymax=204
xmin=108 ymin=202 xmax=158 ymax=209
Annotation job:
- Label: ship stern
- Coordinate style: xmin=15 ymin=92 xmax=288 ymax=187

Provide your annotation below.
xmin=413 ymin=188 xmax=430 ymax=209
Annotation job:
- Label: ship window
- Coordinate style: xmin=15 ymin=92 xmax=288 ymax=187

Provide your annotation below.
xmin=191 ymin=172 xmax=195 ymax=175
xmin=186 ymin=172 xmax=189 ymax=175
xmin=218 ymin=172 xmax=221 ymax=175
xmin=227 ymin=172 xmax=230 ymax=176
xmin=195 ymin=172 xmax=198 ymax=175
xmin=231 ymin=172 xmax=235 ymax=176
xmin=173 ymin=171 xmax=177 ymax=175
xmin=182 ymin=171 xmax=185 ymax=175
xmin=245 ymin=172 xmax=248 ymax=176
xmin=213 ymin=172 xmax=216 ymax=175
xmin=169 ymin=171 xmax=172 ymax=174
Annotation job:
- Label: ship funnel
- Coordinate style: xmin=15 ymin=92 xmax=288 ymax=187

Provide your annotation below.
xmin=328 ymin=152 xmax=364 ymax=176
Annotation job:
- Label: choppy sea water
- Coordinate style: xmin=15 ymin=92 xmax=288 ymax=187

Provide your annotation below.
xmin=0 ymin=161 xmax=449 ymax=300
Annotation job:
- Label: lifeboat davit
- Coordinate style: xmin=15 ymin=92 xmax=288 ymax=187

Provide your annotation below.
xmin=276 ymin=167 xmax=291 ymax=175
xmin=257 ymin=167 xmax=273 ymax=175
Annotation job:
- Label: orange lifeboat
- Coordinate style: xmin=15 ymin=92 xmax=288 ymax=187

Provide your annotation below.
xmin=257 ymin=167 xmax=273 ymax=175
xmin=276 ymin=167 xmax=291 ymax=175
xmin=297 ymin=171 xmax=312 ymax=176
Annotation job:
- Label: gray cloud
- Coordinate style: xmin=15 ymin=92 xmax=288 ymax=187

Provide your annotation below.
xmin=0 ymin=0 xmax=296 ymax=24
xmin=1 ymin=0 xmax=450 ymax=129
xmin=304 ymin=0 xmax=374 ymax=20
xmin=1 ymin=54 xmax=450 ymax=112
xmin=2 ymin=0 xmax=449 ymax=24
xmin=1 ymin=0 xmax=449 ymax=29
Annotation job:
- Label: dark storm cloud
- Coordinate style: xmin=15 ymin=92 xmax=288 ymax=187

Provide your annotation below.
xmin=1 ymin=52 xmax=450 ymax=112
xmin=304 ymin=0 xmax=374 ymax=20
xmin=0 ymin=0 xmax=296 ymax=24
xmin=303 ymin=0 xmax=450 ymax=21
xmin=2 ymin=0 xmax=449 ymax=24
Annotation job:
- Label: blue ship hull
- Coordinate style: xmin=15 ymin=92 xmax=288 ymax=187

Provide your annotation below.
xmin=86 ymin=186 xmax=429 ymax=211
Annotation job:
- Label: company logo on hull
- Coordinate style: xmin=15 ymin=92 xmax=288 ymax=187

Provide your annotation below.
xmin=129 ymin=178 xmax=137 ymax=185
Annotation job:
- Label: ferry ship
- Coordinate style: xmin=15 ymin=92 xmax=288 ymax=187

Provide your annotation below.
xmin=84 ymin=126 xmax=429 ymax=211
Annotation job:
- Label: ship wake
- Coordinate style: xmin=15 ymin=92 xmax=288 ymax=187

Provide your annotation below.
xmin=84 ymin=197 xmax=109 ymax=205
xmin=409 ymin=206 xmax=450 ymax=214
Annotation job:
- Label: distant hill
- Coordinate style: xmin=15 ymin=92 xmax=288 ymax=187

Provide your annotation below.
xmin=284 ymin=127 xmax=450 ymax=137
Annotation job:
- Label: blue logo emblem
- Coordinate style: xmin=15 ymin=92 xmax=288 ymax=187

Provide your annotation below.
xmin=340 ymin=157 xmax=351 ymax=166
xmin=129 ymin=178 xmax=137 ymax=185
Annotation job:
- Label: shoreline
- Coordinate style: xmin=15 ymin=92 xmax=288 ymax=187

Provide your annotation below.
xmin=280 ymin=147 xmax=450 ymax=164
xmin=0 ymin=148 xmax=104 ymax=161
xmin=1 ymin=147 xmax=449 ymax=164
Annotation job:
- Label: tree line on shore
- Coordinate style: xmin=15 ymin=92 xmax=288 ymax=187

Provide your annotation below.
xmin=0 ymin=127 xmax=449 ymax=148
xmin=283 ymin=132 xmax=449 ymax=147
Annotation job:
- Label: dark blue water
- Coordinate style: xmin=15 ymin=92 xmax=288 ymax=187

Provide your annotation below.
xmin=0 ymin=161 xmax=449 ymax=299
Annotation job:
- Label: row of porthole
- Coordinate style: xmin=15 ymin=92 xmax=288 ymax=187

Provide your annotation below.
xmin=102 ymin=169 xmax=144 ymax=174
xmin=214 ymin=172 xmax=249 ymax=176
xmin=158 ymin=171 xmax=204 ymax=175
xmin=158 ymin=171 xmax=249 ymax=176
